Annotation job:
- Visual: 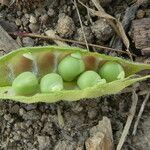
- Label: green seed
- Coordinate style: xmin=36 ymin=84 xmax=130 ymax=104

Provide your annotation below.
xmin=12 ymin=72 xmax=38 ymax=95
xmin=58 ymin=53 xmax=85 ymax=81
xmin=40 ymin=73 xmax=63 ymax=93
xmin=99 ymin=62 xmax=125 ymax=82
xmin=77 ymin=71 xmax=105 ymax=89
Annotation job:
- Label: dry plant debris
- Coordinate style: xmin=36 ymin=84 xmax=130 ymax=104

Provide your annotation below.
xmin=117 ymin=90 xmax=138 ymax=150
xmin=85 ymin=117 xmax=114 ymax=150
xmin=132 ymin=92 xmax=150 ymax=135
xmin=79 ymin=0 xmax=132 ymax=59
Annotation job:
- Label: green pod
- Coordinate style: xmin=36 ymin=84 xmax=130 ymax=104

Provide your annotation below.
xmin=77 ymin=71 xmax=106 ymax=89
xmin=0 ymin=46 xmax=149 ymax=103
xmin=40 ymin=73 xmax=63 ymax=93
xmin=12 ymin=72 xmax=38 ymax=95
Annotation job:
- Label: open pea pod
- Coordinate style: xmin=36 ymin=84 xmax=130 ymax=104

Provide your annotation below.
xmin=0 ymin=46 xmax=150 ymax=103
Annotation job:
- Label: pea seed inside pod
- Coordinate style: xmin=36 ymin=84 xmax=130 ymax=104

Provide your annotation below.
xmin=40 ymin=73 xmax=63 ymax=93
xmin=58 ymin=53 xmax=85 ymax=81
xmin=77 ymin=71 xmax=106 ymax=89
xmin=99 ymin=62 xmax=125 ymax=82
xmin=12 ymin=72 xmax=38 ymax=95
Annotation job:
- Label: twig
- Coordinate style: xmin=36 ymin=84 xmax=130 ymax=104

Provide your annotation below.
xmin=45 ymin=29 xmax=69 ymax=47
xmin=132 ymin=92 xmax=150 ymax=135
xmin=79 ymin=0 xmax=133 ymax=60
xmin=72 ymin=0 xmax=89 ymax=50
xmin=116 ymin=90 xmax=138 ymax=150
xmin=57 ymin=106 xmax=65 ymax=127
xmin=112 ymin=2 xmax=140 ymax=51
xmin=9 ymin=32 xmax=136 ymax=56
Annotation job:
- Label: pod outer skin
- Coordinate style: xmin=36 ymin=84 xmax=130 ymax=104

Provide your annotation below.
xmin=0 ymin=45 xmax=150 ymax=103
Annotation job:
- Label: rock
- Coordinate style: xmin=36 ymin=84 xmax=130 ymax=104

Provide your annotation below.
xmin=9 ymin=104 xmax=20 ymax=114
xmin=85 ymin=117 xmax=114 ymax=150
xmin=17 ymin=11 xmax=23 ymax=17
xmin=88 ymin=108 xmax=98 ymax=120
xmin=131 ymin=18 xmax=150 ymax=49
xmin=22 ymin=37 xmax=35 ymax=46
xmin=91 ymin=19 xmax=114 ymax=42
xmin=145 ymin=9 xmax=150 ymax=17
xmin=54 ymin=140 xmax=76 ymax=150
xmin=29 ymin=15 xmax=37 ymax=24
xmin=21 ymin=16 xmax=29 ymax=27
xmin=56 ymin=14 xmax=75 ymax=37
xmin=4 ymin=114 xmax=11 ymax=121
xmin=136 ymin=9 xmax=145 ymax=19
xmin=29 ymin=23 xmax=39 ymax=32
xmin=22 ymin=104 xmax=37 ymax=111
xmin=48 ymin=8 xmax=55 ymax=17
xmin=24 ymin=13 xmax=30 ymax=19
xmin=19 ymin=108 xmax=26 ymax=116
xmin=0 ymin=20 xmax=18 ymax=32
xmin=37 ymin=136 xmax=51 ymax=150
xmin=74 ymin=26 xmax=94 ymax=43
xmin=22 ymin=110 xmax=41 ymax=120
xmin=141 ymin=47 xmax=150 ymax=56
xmin=40 ymin=14 xmax=49 ymax=24
xmin=15 ymin=18 xmax=22 ymax=26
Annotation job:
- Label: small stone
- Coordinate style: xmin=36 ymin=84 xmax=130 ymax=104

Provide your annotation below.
xmin=56 ymin=14 xmax=75 ymax=37
xmin=91 ymin=19 xmax=114 ymax=42
xmin=29 ymin=23 xmax=39 ymax=32
xmin=21 ymin=16 xmax=29 ymax=27
xmin=88 ymin=108 xmax=98 ymax=119
xmin=0 ymin=20 xmax=18 ymax=32
xmin=4 ymin=114 xmax=11 ymax=121
xmin=9 ymin=104 xmax=20 ymax=114
xmin=145 ymin=9 xmax=150 ymax=17
xmin=19 ymin=108 xmax=26 ymax=116
xmin=13 ymin=134 xmax=21 ymax=141
xmin=22 ymin=110 xmax=41 ymax=120
xmin=141 ymin=47 xmax=150 ymax=56
xmin=29 ymin=15 xmax=37 ymax=24
xmin=23 ymin=104 xmax=37 ymax=111
xmin=34 ymin=8 xmax=46 ymax=18
xmin=37 ymin=136 xmax=51 ymax=150
xmin=54 ymin=140 xmax=76 ymax=150
xmin=71 ymin=103 xmax=83 ymax=113
xmin=136 ymin=9 xmax=145 ymax=19
xmin=40 ymin=14 xmax=49 ymax=24
xmin=48 ymin=8 xmax=55 ymax=17
xmin=74 ymin=26 xmax=94 ymax=43
xmin=24 ymin=13 xmax=30 ymax=19
xmin=15 ymin=18 xmax=22 ymax=26
xmin=17 ymin=11 xmax=23 ymax=17
xmin=22 ymin=37 xmax=35 ymax=46
xmin=22 ymin=8 xmax=27 ymax=14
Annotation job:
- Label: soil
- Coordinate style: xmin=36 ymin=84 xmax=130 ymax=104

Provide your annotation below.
xmin=0 ymin=0 xmax=150 ymax=150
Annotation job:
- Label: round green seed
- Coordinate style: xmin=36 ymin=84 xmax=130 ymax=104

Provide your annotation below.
xmin=77 ymin=71 xmax=105 ymax=89
xmin=40 ymin=73 xmax=63 ymax=93
xmin=12 ymin=72 xmax=38 ymax=95
xmin=58 ymin=53 xmax=85 ymax=81
xmin=99 ymin=62 xmax=125 ymax=82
